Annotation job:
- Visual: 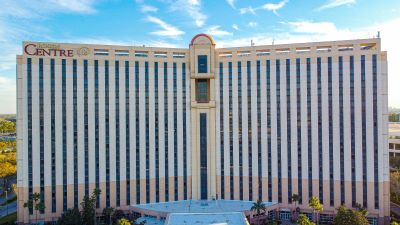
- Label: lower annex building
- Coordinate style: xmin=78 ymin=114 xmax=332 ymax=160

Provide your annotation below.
xmin=17 ymin=34 xmax=389 ymax=223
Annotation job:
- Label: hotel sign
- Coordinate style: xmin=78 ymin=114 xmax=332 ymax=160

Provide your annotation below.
xmin=24 ymin=43 xmax=90 ymax=57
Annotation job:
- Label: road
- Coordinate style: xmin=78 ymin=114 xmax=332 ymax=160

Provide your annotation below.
xmin=0 ymin=201 xmax=17 ymax=217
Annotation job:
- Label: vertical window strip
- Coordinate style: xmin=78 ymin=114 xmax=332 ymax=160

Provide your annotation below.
xmin=296 ymin=58 xmax=303 ymax=204
xmin=266 ymin=60 xmax=272 ymax=202
xmin=39 ymin=58 xmax=45 ymax=212
xmin=350 ymin=56 xmax=356 ymax=207
xmin=105 ymin=60 xmax=110 ymax=208
xmin=164 ymin=62 xmax=169 ymax=201
xmin=73 ymin=59 xmax=78 ymax=208
xmin=361 ymin=55 xmax=367 ymax=207
xmin=94 ymin=60 xmax=100 ymax=208
xmin=145 ymin=62 xmax=150 ymax=203
xmin=228 ymin=62 xmax=234 ymax=200
xmin=62 ymin=59 xmax=67 ymax=211
xmin=286 ymin=59 xmax=292 ymax=203
xmin=155 ymin=62 xmax=160 ymax=202
xmin=307 ymin=58 xmax=313 ymax=200
xmin=339 ymin=56 xmax=345 ymax=204
xmin=247 ymin=61 xmax=253 ymax=200
xmin=317 ymin=57 xmax=323 ymax=203
xmin=135 ymin=61 xmax=140 ymax=204
xmin=238 ymin=61 xmax=243 ymax=200
xmin=27 ymin=57 xmax=33 ymax=214
xmin=276 ymin=59 xmax=282 ymax=203
xmin=182 ymin=63 xmax=187 ymax=200
xmin=125 ymin=61 xmax=131 ymax=205
xmin=51 ymin=59 xmax=56 ymax=212
xmin=328 ymin=57 xmax=334 ymax=206
xmin=200 ymin=113 xmax=208 ymax=199
xmin=219 ymin=62 xmax=224 ymax=199
xmin=84 ymin=60 xmax=89 ymax=197
xmin=173 ymin=62 xmax=178 ymax=201
xmin=115 ymin=61 xmax=121 ymax=207
xmin=372 ymin=54 xmax=379 ymax=209
xmin=256 ymin=60 xmax=262 ymax=199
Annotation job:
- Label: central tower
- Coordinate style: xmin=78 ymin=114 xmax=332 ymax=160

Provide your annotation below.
xmin=190 ymin=34 xmax=217 ymax=200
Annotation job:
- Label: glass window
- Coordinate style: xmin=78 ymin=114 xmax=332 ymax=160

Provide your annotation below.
xmin=196 ymin=79 xmax=209 ymax=102
xmin=198 ymin=55 xmax=208 ymax=73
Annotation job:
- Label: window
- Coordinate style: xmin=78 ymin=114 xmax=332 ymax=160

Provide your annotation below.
xmin=198 ymin=55 xmax=208 ymax=73
xmin=196 ymin=79 xmax=209 ymax=102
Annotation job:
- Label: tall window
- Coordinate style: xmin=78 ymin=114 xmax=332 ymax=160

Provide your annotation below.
xmin=196 ymin=79 xmax=209 ymax=102
xmin=198 ymin=55 xmax=208 ymax=73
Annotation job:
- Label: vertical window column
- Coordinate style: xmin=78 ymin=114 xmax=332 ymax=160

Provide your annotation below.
xmin=276 ymin=59 xmax=282 ymax=203
xmin=200 ymin=113 xmax=208 ymax=200
xmin=328 ymin=57 xmax=334 ymax=206
xmin=115 ymin=61 xmax=121 ymax=207
xmin=125 ymin=61 xmax=131 ymax=205
xmin=173 ymin=63 xmax=178 ymax=201
xmin=135 ymin=61 xmax=140 ymax=204
xmin=94 ymin=60 xmax=100 ymax=208
xmin=317 ymin=58 xmax=323 ymax=203
xmin=105 ymin=60 xmax=110 ymax=208
xmin=296 ymin=58 xmax=303 ymax=204
xmin=154 ymin=62 xmax=160 ymax=202
xmin=361 ymin=55 xmax=367 ymax=207
xmin=350 ymin=56 xmax=356 ymax=207
xmin=238 ymin=61 xmax=243 ymax=200
xmin=84 ymin=60 xmax=89 ymax=197
xmin=182 ymin=63 xmax=188 ymax=200
xmin=286 ymin=59 xmax=292 ymax=203
xmin=228 ymin=62 xmax=234 ymax=200
xmin=62 ymin=59 xmax=67 ymax=211
xmin=39 ymin=58 xmax=45 ymax=212
xmin=247 ymin=61 xmax=253 ymax=200
xmin=256 ymin=60 xmax=262 ymax=200
xmin=27 ymin=58 xmax=33 ymax=214
xmin=372 ymin=54 xmax=379 ymax=209
xmin=339 ymin=56 xmax=345 ymax=204
xmin=51 ymin=59 xmax=56 ymax=212
xmin=145 ymin=62 xmax=150 ymax=203
xmin=307 ymin=58 xmax=313 ymax=200
xmin=73 ymin=59 xmax=78 ymax=208
xmin=266 ymin=60 xmax=272 ymax=202
xmin=164 ymin=62 xmax=169 ymax=202
xmin=219 ymin=62 xmax=225 ymax=199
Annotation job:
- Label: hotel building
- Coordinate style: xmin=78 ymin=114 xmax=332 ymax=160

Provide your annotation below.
xmin=17 ymin=34 xmax=389 ymax=223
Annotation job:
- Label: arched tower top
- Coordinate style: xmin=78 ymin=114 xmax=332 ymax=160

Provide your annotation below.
xmin=190 ymin=33 xmax=215 ymax=46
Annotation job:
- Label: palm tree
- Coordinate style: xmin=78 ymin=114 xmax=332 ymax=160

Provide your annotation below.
xmin=291 ymin=194 xmax=300 ymax=208
xmin=309 ymin=196 xmax=323 ymax=225
xmin=23 ymin=192 xmax=46 ymax=223
xmin=251 ymin=199 xmax=266 ymax=216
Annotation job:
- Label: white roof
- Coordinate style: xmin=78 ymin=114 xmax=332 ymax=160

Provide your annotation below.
xmin=166 ymin=212 xmax=248 ymax=225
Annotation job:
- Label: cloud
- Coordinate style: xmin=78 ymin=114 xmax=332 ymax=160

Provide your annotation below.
xmin=0 ymin=0 xmax=98 ymax=18
xmin=285 ymin=21 xmax=338 ymax=34
xmin=205 ymin=26 xmax=232 ymax=37
xmin=141 ymin=5 xmax=158 ymax=13
xmin=146 ymin=16 xmax=185 ymax=38
xmin=317 ymin=0 xmax=356 ymax=11
xmin=248 ymin=21 xmax=258 ymax=28
xmin=168 ymin=0 xmax=207 ymax=27
xmin=240 ymin=6 xmax=257 ymax=15
xmin=0 ymin=76 xmax=16 ymax=114
xmin=226 ymin=0 xmax=235 ymax=8
xmin=262 ymin=0 xmax=289 ymax=15
xmin=232 ymin=24 xmax=239 ymax=30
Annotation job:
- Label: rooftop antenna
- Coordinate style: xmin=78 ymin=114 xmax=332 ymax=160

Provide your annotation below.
xmin=377 ymin=31 xmax=381 ymax=38
xmin=251 ymin=39 xmax=255 ymax=46
xmin=272 ymin=38 xmax=275 ymax=45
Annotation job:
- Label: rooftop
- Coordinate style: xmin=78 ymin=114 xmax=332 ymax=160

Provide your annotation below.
xmin=166 ymin=212 xmax=248 ymax=225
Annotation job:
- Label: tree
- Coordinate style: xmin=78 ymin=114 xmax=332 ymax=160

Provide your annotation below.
xmin=291 ymin=194 xmax=300 ymax=208
xmin=117 ymin=218 xmax=132 ymax=225
xmin=81 ymin=188 xmax=101 ymax=225
xmin=308 ymin=196 xmax=323 ymax=224
xmin=23 ymin=192 xmax=46 ymax=223
xmin=251 ymin=199 xmax=266 ymax=216
xmin=102 ymin=207 xmax=114 ymax=225
xmin=0 ymin=161 xmax=17 ymax=189
xmin=58 ymin=208 xmax=83 ymax=225
xmin=297 ymin=214 xmax=315 ymax=225
xmin=333 ymin=205 xmax=369 ymax=225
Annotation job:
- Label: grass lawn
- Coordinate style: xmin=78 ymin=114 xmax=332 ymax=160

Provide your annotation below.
xmin=0 ymin=212 xmax=17 ymax=225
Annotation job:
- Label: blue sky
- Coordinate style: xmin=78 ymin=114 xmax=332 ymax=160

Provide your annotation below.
xmin=0 ymin=0 xmax=400 ymax=113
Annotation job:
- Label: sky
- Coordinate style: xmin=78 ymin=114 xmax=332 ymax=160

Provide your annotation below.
xmin=0 ymin=0 xmax=400 ymax=114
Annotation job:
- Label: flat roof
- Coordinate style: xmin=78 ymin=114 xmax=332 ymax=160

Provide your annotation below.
xmin=166 ymin=212 xmax=248 ymax=225
xmin=132 ymin=200 xmax=277 ymax=214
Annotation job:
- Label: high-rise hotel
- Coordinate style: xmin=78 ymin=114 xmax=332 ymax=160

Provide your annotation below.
xmin=17 ymin=34 xmax=389 ymax=223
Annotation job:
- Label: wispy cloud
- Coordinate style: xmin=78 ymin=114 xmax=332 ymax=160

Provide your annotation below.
xmin=262 ymin=0 xmax=289 ymax=15
xmin=146 ymin=16 xmax=185 ymax=38
xmin=141 ymin=4 xmax=158 ymax=13
xmin=226 ymin=0 xmax=235 ymax=8
xmin=248 ymin=21 xmax=258 ymax=28
xmin=284 ymin=21 xmax=338 ymax=34
xmin=168 ymin=0 xmax=207 ymax=27
xmin=240 ymin=6 xmax=257 ymax=15
xmin=0 ymin=0 xmax=98 ymax=18
xmin=205 ymin=26 xmax=232 ymax=37
xmin=239 ymin=0 xmax=288 ymax=15
xmin=232 ymin=24 xmax=239 ymax=30
xmin=317 ymin=0 xmax=356 ymax=11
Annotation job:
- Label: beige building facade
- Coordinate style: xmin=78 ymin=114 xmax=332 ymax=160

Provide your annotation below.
xmin=17 ymin=34 xmax=389 ymax=224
